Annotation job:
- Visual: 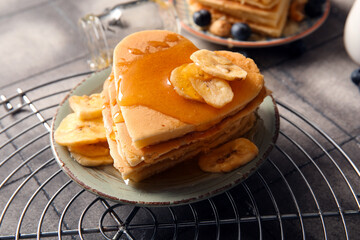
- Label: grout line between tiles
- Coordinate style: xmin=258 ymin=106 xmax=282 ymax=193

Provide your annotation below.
xmin=0 ymin=54 xmax=87 ymax=90
xmin=262 ymin=33 xmax=344 ymax=71
xmin=48 ymin=0 xmax=78 ymax=31
xmin=270 ymin=68 xmax=353 ymax=140
xmin=0 ymin=0 xmax=49 ymax=21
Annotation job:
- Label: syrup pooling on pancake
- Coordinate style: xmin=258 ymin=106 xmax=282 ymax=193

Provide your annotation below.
xmin=105 ymin=70 xmax=125 ymax=124
xmin=113 ymin=30 xmax=264 ymax=125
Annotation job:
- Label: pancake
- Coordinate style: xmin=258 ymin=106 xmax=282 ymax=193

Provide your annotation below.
xmin=194 ymin=0 xmax=290 ymax=27
xmin=102 ymin=77 xmax=263 ymax=182
xmin=100 ymin=30 xmax=269 ymax=182
xmin=108 ymin=73 xmax=267 ymax=166
xmin=112 ymin=31 xmax=264 ymax=148
xmin=205 ymin=5 xmax=289 ymax=37
xmin=240 ymin=0 xmax=280 ymax=9
xmin=189 ymin=0 xmax=291 ymax=37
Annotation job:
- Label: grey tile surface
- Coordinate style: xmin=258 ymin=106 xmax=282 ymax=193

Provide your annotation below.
xmin=0 ymin=0 xmax=359 ymax=239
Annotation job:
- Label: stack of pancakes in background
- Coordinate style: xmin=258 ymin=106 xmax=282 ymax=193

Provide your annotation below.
xmin=189 ymin=0 xmax=292 ymax=37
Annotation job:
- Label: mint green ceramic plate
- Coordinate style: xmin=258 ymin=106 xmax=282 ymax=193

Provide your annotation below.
xmin=50 ymin=68 xmax=279 ymax=206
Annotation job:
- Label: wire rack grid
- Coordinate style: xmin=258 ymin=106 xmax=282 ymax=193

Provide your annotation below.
xmin=0 ymin=72 xmax=359 ymax=240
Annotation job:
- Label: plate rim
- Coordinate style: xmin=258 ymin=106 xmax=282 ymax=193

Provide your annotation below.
xmin=174 ymin=0 xmax=331 ymax=48
xmin=50 ymin=68 xmax=280 ymax=207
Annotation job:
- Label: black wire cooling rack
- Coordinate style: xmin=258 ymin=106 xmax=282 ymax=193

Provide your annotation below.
xmin=0 ymin=72 xmax=359 ymax=240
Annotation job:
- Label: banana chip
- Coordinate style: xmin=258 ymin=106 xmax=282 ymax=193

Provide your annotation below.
xmin=198 ymin=138 xmax=258 ymax=173
xmin=190 ymin=49 xmax=247 ymax=81
xmin=68 ymin=142 xmax=110 ymax=157
xmin=190 ymin=77 xmax=234 ymax=108
xmin=69 ymin=93 xmax=103 ymax=120
xmin=70 ymin=151 xmax=113 ymax=167
xmin=54 ymin=113 xmax=106 ymax=146
xmin=169 ymin=63 xmax=207 ymax=102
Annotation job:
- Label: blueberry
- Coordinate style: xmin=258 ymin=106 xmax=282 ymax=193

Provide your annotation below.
xmin=305 ymin=2 xmax=324 ymax=17
xmin=351 ymin=68 xmax=360 ymax=85
xmin=231 ymin=23 xmax=251 ymax=41
xmin=193 ymin=10 xmax=211 ymax=27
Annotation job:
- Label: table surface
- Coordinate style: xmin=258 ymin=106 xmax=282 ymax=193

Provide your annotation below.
xmin=0 ymin=0 xmax=358 ymax=146
xmin=0 ymin=0 xmax=359 ymax=239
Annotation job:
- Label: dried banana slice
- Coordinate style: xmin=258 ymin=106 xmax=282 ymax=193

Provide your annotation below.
xmin=54 ymin=113 xmax=107 ymax=146
xmin=69 ymin=93 xmax=103 ymax=120
xmin=169 ymin=63 xmax=205 ymax=102
xmin=190 ymin=49 xmax=247 ymax=81
xmin=190 ymin=77 xmax=234 ymax=108
xmin=198 ymin=138 xmax=258 ymax=173
xmin=70 ymin=152 xmax=113 ymax=167
xmin=68 ymin=142 xmax=110 ymax=157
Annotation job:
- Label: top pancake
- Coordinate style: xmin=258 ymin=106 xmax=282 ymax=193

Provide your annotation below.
xmin=187 ymin=1 xmax=288 ymax=37
xmin=240 ymin=0 xmax=280 ymax=9
xmin=194 ymin=0 xmax=290 ymax=28
xmin=113 ymin=30 xmax=264 ymax=149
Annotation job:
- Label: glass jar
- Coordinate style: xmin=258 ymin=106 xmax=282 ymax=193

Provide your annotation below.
xmin=79 ymin=0 xmax=180 ymax=70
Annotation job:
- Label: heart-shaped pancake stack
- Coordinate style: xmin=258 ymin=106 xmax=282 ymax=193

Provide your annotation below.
xmin=100 ymin=30 xmax=268 ymax=182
